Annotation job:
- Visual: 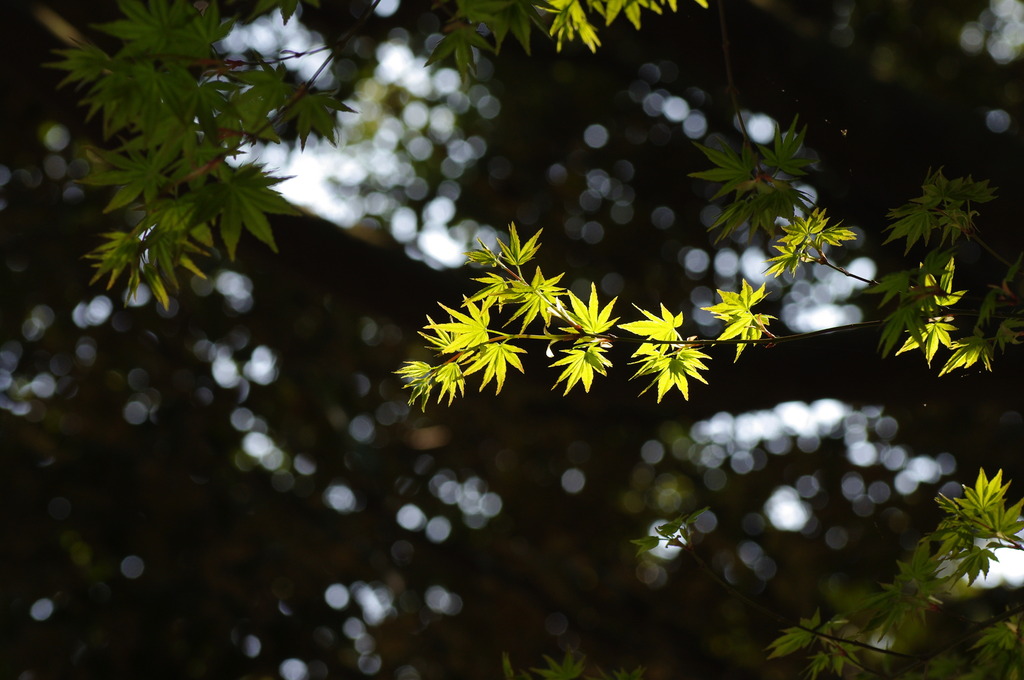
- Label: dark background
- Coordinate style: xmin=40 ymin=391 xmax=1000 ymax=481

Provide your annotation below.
xmin=2 ymin=1 xmax=1023 ymax=678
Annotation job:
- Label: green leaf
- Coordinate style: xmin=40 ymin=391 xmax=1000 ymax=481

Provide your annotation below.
xmin=417 ymin=315 xmax=458 ymax=353
xmin=545 ymin=0 xmax=601 ymax=52
xmin=564 ymin=283 xmax=618 ymax=335
xmin=654 ymin=518 xmax=684 ymax=537
xmin=994 ymin=317 xmax=1024 ymax=352
xmin=766 ymin=610 xmax=821 ymax=659
xmin=468 ymin=271 xmax=518 ymax=303
xmin=757 ymin=117 xmax=812 ymax=177
xmin=99 ymin=0 xmax=210 ymax=57
xmin=932 ymin=468 xmax=1024 ymax=588
xmin=629 ymin=345 xmax=710 ymax=401
xmin=434 ymin=362 xmax=466 ymax=405
xmin=764 ymin=245 xmax=807 ymax=278
xmin=957 ymin=546 xmax=996 ymax=585
xmin=618 ymin=304 xmax=684 ymax=343
xmin=598 ymin=0 xmax=684 ymax=30
xmin=690 ymin=122 xmax=814 ymax=242
xmin=82 ymin=143 xmax=180 ymax=212
xmin=503 ymin=268 xmax=566 ymax=332
xmin=866 ymin=268 xmax=913 ymax=308
xmin=689 ymin=140 xmax=755 ymax=200
xmin=968 ymin=468 xmax=1009 ymax=513
xmin=593 ymin=666 xmax=647 ymax=680
xmin=895 ymin=318 xmax=956 ymax=367
xmin=502 ymin=652 xmax=516 ymax=680
xmin=426 ymin=23 xmax=496 ymax=79
xmin=490 ymin=0 xmax=548 ymax=53
xmin=765 ymin=209 xmax=855 ymax=278
xmin=972 ymin=614 xmax=1024 ymax=669
xmin=926 ymin=255 xmax=966 ymax=307
xmin=283 ymin=89 xmax=355 ymax=149
xmin=253 ymin=0 xmax=302 ymax=23
xmin=630 ymin=535 xmax=660 ymax=556
xmin=498 ymin=223 xmax=542 ymax=267
xmin=396 ymin=360 xmax=436 ymax=409
xmin=884 ymin=169 xmax=997 ymax=253
xmin=428 ymin=300 xmax=494 ymax=352
xmin=233 ymin=62 xmax=295 ymax=132
xmin=85 ymin=194 xmax=210 ymax=305
xmin=456 ymin=0 xmax=518 ymax=25
xmin=530 ymin=652 xmax=586 ymax=680
xmin=703 ymin=280 xmax=773 ymax=360
xmin=466 ymin=240 xmax=503 ymax=268
xmin=877 ymin=303 xmax=927 ymax=358
xmin=49 ymin=43 xmax=113 ymax=88
xmin=193 ymin=164 xmax=295 ymax=258
xmin=707 ymin=179 xmax=809 ymax=242
xmin=939 ymin=334 xmax=994 ymax=375
xmin=463 ymin=341 xmax=526 ymax=394
xmin=551 ymin=345 xmax=612 ymax=395
xmin=978 ymin=286 xmax=1007 ymax=332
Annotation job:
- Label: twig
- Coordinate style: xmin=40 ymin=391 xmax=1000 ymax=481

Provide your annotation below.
xmin=814 ymin=247 xmax=881 ymax=286
xmin=686 ymin=546 xmax=912 ymax=668
xmin=890 ymin=603 xmax=1024 ymax=679
xmin=256 ymin=0 xmax=381 ymax=141
xmin=972 ymin=234 xmax=1016 ymax=271
xmin=717 ymin=0 xmax=752 ymax=149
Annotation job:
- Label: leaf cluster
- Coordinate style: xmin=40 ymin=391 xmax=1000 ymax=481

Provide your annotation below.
xmin=690 ymin=118 xmax=815 ymax=241
xmin=765 ymin=611 xmax=862 ymax=680
xmin=884 ymin=169 xmax=996 ymax=254
xmin=933 ymin=469 xmax=1024 ymax=584
xmin=630 ymin=506 xmax=708 ymax=555
xmin=867 ymin=177 xmax=1024 ymax=375
xmin=764 ymin=208 xmax=856 ymax=278
xmin=397 ymin=224 xmax=727 ymax=408
xmin=426 ymin=0 xmax=707 ymax=78
xmin=52 ymin=0 xmax=349 ymax=305
xmin=702 ymin=280 xmax=774 ymax=360
xmin=620 ymin=305 xmax=709 ymax=401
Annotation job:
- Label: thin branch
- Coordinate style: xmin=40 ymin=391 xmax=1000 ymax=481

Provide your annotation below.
xmin=717 ymin=0 xmax=752 ymax=148
xmin=972 ymin=234 xmax=1017 ymax=270
xmin=534 ymin=320 xmax=880 ymax=348
xmin=890 ymin=604 xmax=1024 ymax=679
xmin=423 ymin=320 xmax=884 ymax=372
xmin=814 ymin=247 xmax=881 ymax=286
xmin=257 ymin=0 xmax=381 ymax=141
xmin=685 ymin=546 xmax=912 ymax=668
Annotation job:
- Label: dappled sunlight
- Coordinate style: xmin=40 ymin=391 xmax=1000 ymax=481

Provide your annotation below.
xmin=962 ymin=0 xmax=1024 ymax=65
xmin=779 ymin=256 xmax=875 ymax=332
xmin=221 ymin=16 xmax=498 ymax=268
xmin=764 ymin=486 xmax=811 ymax=531
xmin=620 ymin=399 xmax=985 ymax=593
xmin=426 ymin=468 xmax=503 ymax=529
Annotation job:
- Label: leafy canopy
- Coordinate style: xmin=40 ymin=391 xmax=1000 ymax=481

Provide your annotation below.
xmin=51 ymin=0 xmax=355 ymax=306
